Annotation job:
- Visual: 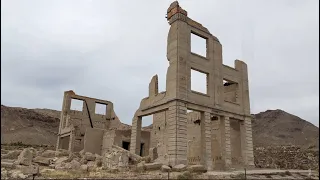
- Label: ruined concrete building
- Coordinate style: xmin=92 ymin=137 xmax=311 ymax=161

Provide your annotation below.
xmin=129 ymin=1 xmax=254 ymax=170
xmin=56 ymin=90 xmax=150 ymax=156
xmin=56 ymin=1 xmax=254 ymax=171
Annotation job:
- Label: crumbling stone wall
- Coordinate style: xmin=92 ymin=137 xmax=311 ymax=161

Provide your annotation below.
xmin=57 ymin=91 xmax=114 ymax=153
xmin=254 ymin=146 xmax=319 ymax=170
xmin=114 ymin=130 xmax=150 ymax=157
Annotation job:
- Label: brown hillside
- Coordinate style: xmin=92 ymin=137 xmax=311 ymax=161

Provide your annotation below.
xmin=252 ymin=109 xmax=319 ymax=148
xmin=1 ymin=105 xmax=59 ymax=146
xmin=1 ymin=105 xmax=319 ymax=149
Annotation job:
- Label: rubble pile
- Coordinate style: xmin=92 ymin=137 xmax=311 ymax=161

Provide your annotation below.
xmin=0 ymin=146 xmax=160 ymax=179
xmin=0 ymin=145 xmax=211 ymax=179
xmin=254 ymin=145 xmax=319 ymax=170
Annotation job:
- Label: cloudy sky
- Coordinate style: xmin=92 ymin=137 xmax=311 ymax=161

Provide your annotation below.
xmin=1 ymin=0 xmax=319 ymax=127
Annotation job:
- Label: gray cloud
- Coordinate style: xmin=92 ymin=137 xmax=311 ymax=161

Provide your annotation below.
xmin=1 ymin=0 xmax=319 ymax=127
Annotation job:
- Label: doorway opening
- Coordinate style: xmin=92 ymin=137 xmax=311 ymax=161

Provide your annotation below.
xmin=140 ymin=143 xmax=145 ymax=156
xmin=122 ymin=141 xmax=130 ymax=151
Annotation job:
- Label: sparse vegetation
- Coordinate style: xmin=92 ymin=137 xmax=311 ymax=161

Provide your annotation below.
xmin=41 ymin=170 xmax=89 ymax=179
xmin=265 ymin=174 xmax=272 ymax=178
xmin=231 ymin=173 xmax=246 ymax=179
xmin=177 ymin=171 xmax=193 ymax=180
xmin=285 ymin=170 xmax=292 ymax=176
xmin=1 ymin=142 xmax=55 ymax=151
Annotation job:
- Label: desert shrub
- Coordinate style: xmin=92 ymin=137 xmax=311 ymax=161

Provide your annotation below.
xmin=285 ymin=170 xmax=292 ymax=176
xmin=177 ymin=171 xmax=193 ymax=180
xmin=231 ymin=173 xmax=246 ymax=179
xmin=265 ymin=174 xmax=272 ymax=178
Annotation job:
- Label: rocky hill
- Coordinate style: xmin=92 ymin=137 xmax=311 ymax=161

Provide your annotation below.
xmin=1 ymin=105 xmax=319 ymax=149
xmin=1 ymin=105 xmax=59 ymax=146
xmin=252 ymin=109 xmax=319 ymax=149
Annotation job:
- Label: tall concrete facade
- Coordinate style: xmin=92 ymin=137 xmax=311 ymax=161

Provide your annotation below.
xmin=130 ymin=1 xmax=254 ymax=170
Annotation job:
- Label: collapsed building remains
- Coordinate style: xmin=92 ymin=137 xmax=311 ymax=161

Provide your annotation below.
xmin=56 ymin=1 xmax=254 ymax=171
xmin=56 ymin=90 xmax=151 ymax=156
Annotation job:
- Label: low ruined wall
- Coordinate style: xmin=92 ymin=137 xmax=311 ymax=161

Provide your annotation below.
xmin=254 ymin=145 xmax=319 ymax=170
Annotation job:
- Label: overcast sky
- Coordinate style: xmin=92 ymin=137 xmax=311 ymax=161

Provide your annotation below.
xmin=1 ymin=0 xmax=319 ymax=127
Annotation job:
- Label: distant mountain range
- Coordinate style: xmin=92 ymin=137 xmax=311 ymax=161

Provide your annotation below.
xmin=1 ymin=105 xmax=319 ymax=149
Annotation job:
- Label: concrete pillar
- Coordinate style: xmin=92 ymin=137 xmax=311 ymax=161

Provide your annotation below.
xmin=243 ymin=117 xmax=254 ymax=166
xmin=240 ymin=120 xmax=246 ymax=165
xmin=220 ymin=116 xmax=231 ymax=168
xmin=56 ymin=137 xmax=60 ymax=151
xmin=68 ymin=130 xmax=75 ymax=153
xmin=130 ymin=116 xmax=142 ymax=155
xmin=201 ymin=112 xmax=213 ymax=170
xmin=167 ymin=101 xmax=188 ymax=166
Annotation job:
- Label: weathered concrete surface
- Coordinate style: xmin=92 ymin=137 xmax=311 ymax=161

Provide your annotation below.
xmin=56 ymin=91 xmax=151 ymax=157
xmin=56 ymin=90 xmax=115 ymax=154
xmin=33 ymin=156 xmax=51 ymax=166
xmin=17 ymin=148 xmax=33 ymax=166
xmin=144 ymin=162 xmax=162 ymax=170
xmin=130 ymin=0 xmax=254 ymax=171
xmin=52 ymin=0 xmax=254 ymax=172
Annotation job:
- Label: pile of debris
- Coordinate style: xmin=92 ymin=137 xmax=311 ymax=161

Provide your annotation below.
xmin=1 ymin=145 xmax=208 ymax=179
xmin=254 ymin=145 xmax=319 ymax=170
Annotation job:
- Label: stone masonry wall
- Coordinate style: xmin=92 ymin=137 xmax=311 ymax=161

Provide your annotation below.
xmin=254 ymin=145 xmax=319 ymax=170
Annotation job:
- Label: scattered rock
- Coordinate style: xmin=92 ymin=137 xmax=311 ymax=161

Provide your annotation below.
xmin=80 ymin=164 xmax=88 ymax=172
xmin=17 ymin=164 xmax=39 ymax=175
xmin=10 ymin=170 xmax=28 ymax=179
xmin=108 ymin=167 xmax=119 ymax=173
xmin=41 ymin=150 xmax=56 ymax=158
xmin=79 ymin=149 xmax=85 ymax=157
xmin=161 ymin=165 xmax=171 ymax=172
xmin=118 ymin=153 xmax=129 ymax=168
xmin=40 ymin=168 xmax=55 ymax=173
xmin=254 ymin=145 xmax=319 ymax=170
xmin=172 ymin=164 xmax=187 ymax=172
xmin=137 ymin=161 xmax=146 ymax=171
xmin=55 ymin=162 xmax=65 ymax=170
xmin=103 ymin=148 xmax=130 ymax=169
xmin=1 ymin=150 xmax=22 ymax=159
xmin=33 ymin=156 xmax=51 ymax=166
xmin=80 ymin=157 xmax=88 ymax=164
xmin=1 ymin=161 xmax=15 ymax=168
xmin=17 ymin=148 xmax=33 ymax=166
xmin=66 ymin=153 xmax=79 ymax=163
xmin=87 ymin=161 xmax=96 ymax=171
xmin=1 ymin=149 xmax=9 ymax=154
xmin=55 ymin=149 xmax=69 ymax=157
xmin=1 ymin=168 xmax=8 ymax=178
xmin=187 ymin=165 xmax=207 ymax=173
xmin=141 ymin=156 xmax=152 ymax=163
xmin=55 ymin=157 xmax=68 ymax=165
xmin=84 ymin=152 xmax=96 ymax=161
xmin=70 ymin=159 xmax=81 ymax=169
xmin=94 ymin=154 xmax=103 ymax=167
xmin=26 ymin=148 xmax=37 ymax=158
xmin=2 ymin=159 xmax=15 ymax=163
xmin=145 ymin=162 xmax=162 ymax=171
xmin=111 ymin=145 xmax=142 ymax=163
xmin=177 ymin=171 xmax=193 ymax=179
